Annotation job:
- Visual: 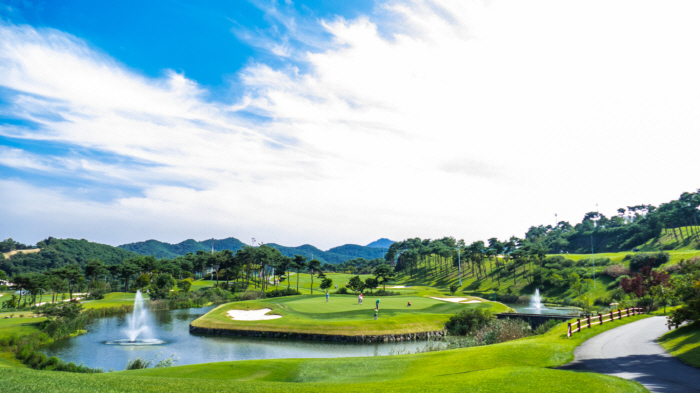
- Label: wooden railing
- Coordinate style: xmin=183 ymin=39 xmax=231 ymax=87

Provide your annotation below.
xmin=567 ymin=308 xmax=644 ymax=338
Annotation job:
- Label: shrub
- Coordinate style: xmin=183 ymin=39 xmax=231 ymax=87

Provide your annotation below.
xmin=449 ymin=284 xmax=458 ymax=295
xmin=661 ymin=244 xmax=675 ymax=251
xmin=629 ymin=252 xmax=670 ymax=271
xmin=603 ymin=265 xmax=631 ymax=278
xmin=335 ymin=287 xmax=349 ymax=294
xmin=445 ymin=308 xmax=495 ymax=336
xmin=266 ymin=288 xmax=300 ymax=298
xmin=577 ymin=257 xmax=610 ymax=267
xmin=236 ymin=291 xmax=265 ymax=301
xmin=609 ymin=275 xmax=630 ymax=289
xmin=495 ymin=294 xmax=519 ymax=303
xmin=534 ymin=319 xmax=559 ymax=335
xmin=475 ymin=319 xmax=532 ymax=344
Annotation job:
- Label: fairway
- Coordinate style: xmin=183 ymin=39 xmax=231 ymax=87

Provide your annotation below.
xmin=192 ymin=295 xmax=508 ymax=336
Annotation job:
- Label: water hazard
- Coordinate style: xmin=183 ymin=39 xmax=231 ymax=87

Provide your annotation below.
xmin=42 ymin=306 xmax=425 ymax=371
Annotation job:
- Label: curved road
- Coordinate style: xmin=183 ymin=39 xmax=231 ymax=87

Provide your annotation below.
xmin=559 ymin=316 xmax=700 ymax=392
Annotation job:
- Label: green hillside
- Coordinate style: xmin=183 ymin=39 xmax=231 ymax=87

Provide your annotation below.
xmin=0 ymin=237 xmax=138 ymax=276
xmin=638 ymin=226 xmax=700 ymax=251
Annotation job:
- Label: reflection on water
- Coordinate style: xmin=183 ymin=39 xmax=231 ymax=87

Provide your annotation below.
xmin=42 ymin=306 xmax=423 ymax=371
xmin=504 ymin=303 xmax=581 ymax=316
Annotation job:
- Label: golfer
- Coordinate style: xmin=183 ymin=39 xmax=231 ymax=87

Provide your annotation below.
xmin=376 ymin=298 xmax=380 ymax=310
xmin=326 ymin=292 xmax=329 ymax=302
xmin=374 ymin=310 xmax=378 ymax=320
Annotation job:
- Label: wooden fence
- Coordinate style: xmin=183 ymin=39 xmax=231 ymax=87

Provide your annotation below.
xmin=567 ymin=307 xmax=644 ymax=338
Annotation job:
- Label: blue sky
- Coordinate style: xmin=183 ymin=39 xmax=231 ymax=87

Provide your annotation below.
xmin=1 ymin=0 xmax=699 ymax=249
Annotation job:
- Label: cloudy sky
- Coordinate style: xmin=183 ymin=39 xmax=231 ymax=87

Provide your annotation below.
xmin=0 ymin=0 xmax=699 ymax=249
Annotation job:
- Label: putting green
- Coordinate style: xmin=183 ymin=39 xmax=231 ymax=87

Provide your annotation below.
xmin=192 ymin=295 xmax=508 ymax=336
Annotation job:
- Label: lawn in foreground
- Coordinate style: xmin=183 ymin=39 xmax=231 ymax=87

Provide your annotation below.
xmin=659 ymin=321 xmax=700 ymax=368
xmin=0 ymin=314 xmax=649 ymax=392
xmin=191 ymin=295 xmax=508 ymax=335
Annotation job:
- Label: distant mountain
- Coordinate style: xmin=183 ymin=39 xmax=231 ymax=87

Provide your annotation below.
xmin=366 ymin=238 xmax=395 ymax=248
xmin=119 ymin=237 xmax=387 ymax=264
xmin=119 ymin=237 xmax=246 ymax=259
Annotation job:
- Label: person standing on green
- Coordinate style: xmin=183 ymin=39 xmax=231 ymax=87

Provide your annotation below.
xmin=326 ymin=292 xmax=329 ymax=302
xmin=376 ymin=298 xmax=380 ymax=310
xmin=374 ymin=309 xmax=378 ymax=320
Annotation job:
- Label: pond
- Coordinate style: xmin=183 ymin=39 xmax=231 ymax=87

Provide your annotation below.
xmin=42 ymin=306 xmax=426 ymax=371
xmin=504 ymin=303 xmax=581 ymax=316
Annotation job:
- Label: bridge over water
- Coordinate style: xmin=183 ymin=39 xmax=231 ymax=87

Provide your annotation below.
xmin=496 ymin=313 xmax=575 ymax=329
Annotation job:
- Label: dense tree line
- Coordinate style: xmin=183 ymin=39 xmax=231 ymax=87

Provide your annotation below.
xmin=321 ymin=257 xmax=387 ymax=274
xmin=1 ymin=237 xmax=138 ymax=276
xmin=524 ymin=190 xmax=700 ymax=253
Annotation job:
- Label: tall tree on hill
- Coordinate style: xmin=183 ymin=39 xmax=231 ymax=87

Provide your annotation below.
xmin=85 ymin=259 xmax=107 ymax=285
xmin=54 ymin=263 xmax=83 ymax=301
xmin=277 ymin=255 xmax=293 ymax=290
xmin=292 ymin=255 xmax=307 ymax=292
xmin=373 ymin=264 xmax=395 ymax=291
xmin=307 ymin=259 xmax=322 ymax=294
xmin=119 ymin=260 xmax=139 ymax=292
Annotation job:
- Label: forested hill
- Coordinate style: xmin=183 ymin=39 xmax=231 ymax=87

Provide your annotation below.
xmin=119 ymin=238 xmax=388 ymax=264
xmin=366 ymin=238 xmax=395 ymax=248
xmin=523 ymin=190 xmax=700 ymax=253
xmin=119 ymin=238 xmax=246 ymax=259
xmin=0 ymin=237 xmax=138 ymax=276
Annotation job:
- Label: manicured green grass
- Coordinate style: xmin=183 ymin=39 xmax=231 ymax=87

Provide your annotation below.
xmin=659 ymin=322 xmax=700 ymax=368
xmin=0 ymin=314 xmax=649 ymax=392
xmin=192 ymin=295 xmax=507 ymax=335
xmin=0 ymin=316 xmax=46 ymax=338
xmin=80 ymin=292 xmax=141 ymax=309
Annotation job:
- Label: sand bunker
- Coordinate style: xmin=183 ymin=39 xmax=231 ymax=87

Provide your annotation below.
xmin=227 ymin=308 xmax=282 ymax=321
xmin=387 ymin=285 xmax=411 ymax=288
xmin=430 ymin=297 xmax=481 ymax=303
xmin=431 ymin=297 xmax=469 ymax=303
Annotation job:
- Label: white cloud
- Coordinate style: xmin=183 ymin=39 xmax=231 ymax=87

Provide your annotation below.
xmin=1 ymin=1 xmax=700 ymax=249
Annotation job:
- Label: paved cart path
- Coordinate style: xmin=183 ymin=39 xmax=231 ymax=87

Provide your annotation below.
xmin=559 ymin=316 xmax=700 ymax=392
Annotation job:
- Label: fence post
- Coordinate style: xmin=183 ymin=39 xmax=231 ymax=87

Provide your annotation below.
xmin=568 ymin=323 xmax=572 ymax=338
xmin=577 ymin=319 xmax=581 ymax=332
xmin=587 ymin=315 xmax=591 ymax=328
xmin=599 ymin=314 xmax=603 ymax=325
xmin=618 ymin=309 xmax=622 ymax=319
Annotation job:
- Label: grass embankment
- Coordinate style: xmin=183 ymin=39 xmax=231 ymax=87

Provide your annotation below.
xmin=639 ymin=226 xmax=700 ymax=251
xmin=659 ymin=322 xmax=700 ymax=368
xmin=389 ymin=250 xmax=700 ymax=302
xmin=0 ymin=314 xmax=649 ymax=392
xmin=193 ymin=295 xmax=506 ymax=335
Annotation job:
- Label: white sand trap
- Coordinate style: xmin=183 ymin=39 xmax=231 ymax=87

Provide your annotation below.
xmin=431 ymin=297 xmax=470 ymax=303
xmin=464 ymin=300 xmax=482 ymax=303
xmin=387 ymin=285 xmax=411 ymax=288
xmin=227 ymin=308 xmax=282 ymax=321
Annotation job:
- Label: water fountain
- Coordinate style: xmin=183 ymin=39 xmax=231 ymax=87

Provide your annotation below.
xmin=105 ymin=290 xmax=165 ymax=345
xmin=527 ymin=289 xmax=547 ymax=314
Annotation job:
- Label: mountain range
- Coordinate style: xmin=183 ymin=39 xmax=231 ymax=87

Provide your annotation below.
xmin=118 ymin=237 xmax=395 ymax=264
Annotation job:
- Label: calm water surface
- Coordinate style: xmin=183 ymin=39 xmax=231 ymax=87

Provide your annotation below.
xmin=43 ymin=306 xmax=424 ymax=371
xmin=504 ymin=303 xmax=580 ymax=316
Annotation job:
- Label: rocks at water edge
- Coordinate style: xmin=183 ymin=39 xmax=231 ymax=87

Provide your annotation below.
xmin=189 ymin=325 xmax=445 ymax=343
